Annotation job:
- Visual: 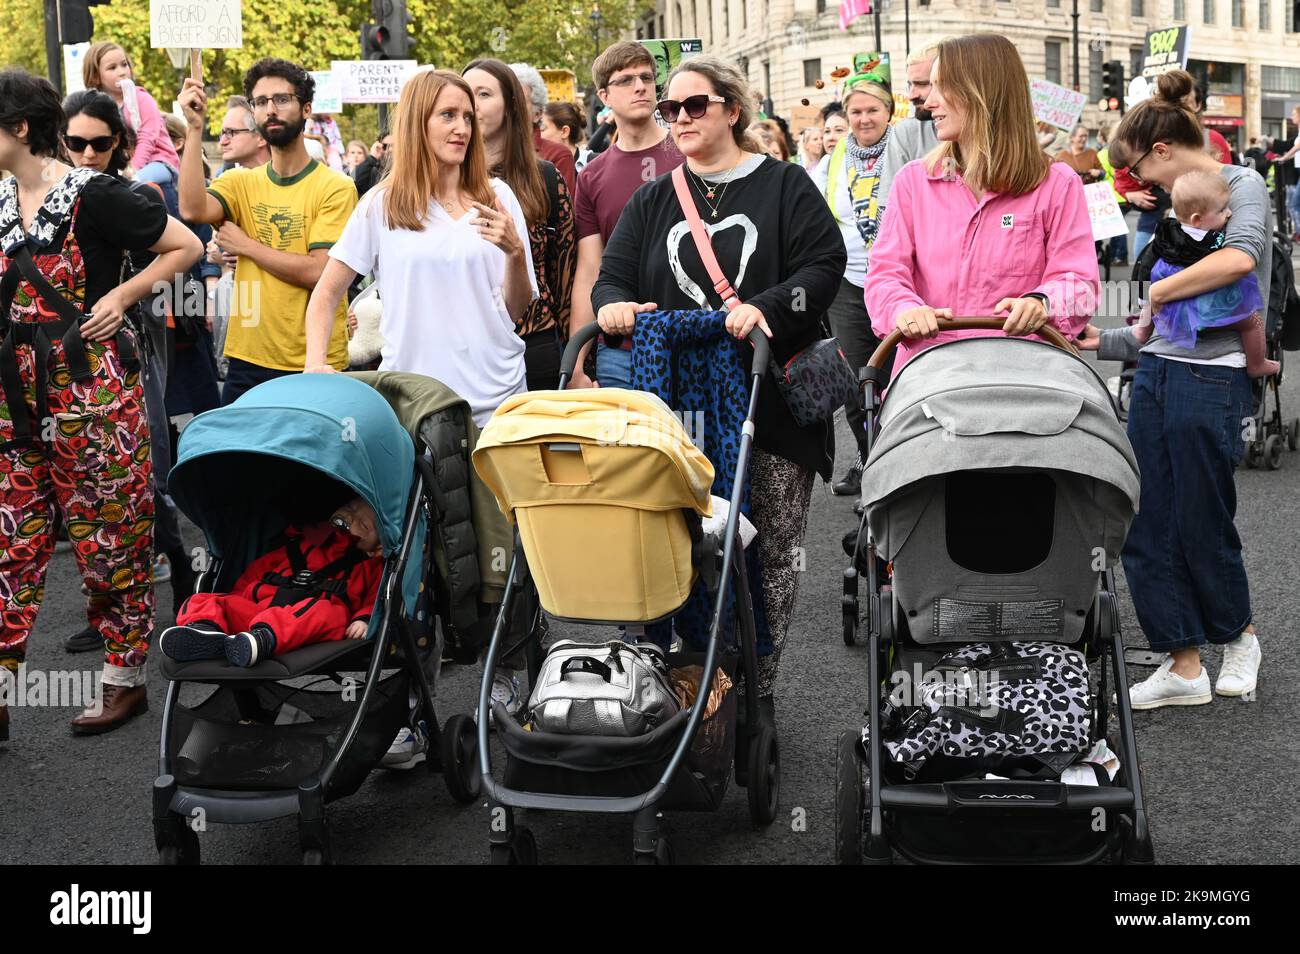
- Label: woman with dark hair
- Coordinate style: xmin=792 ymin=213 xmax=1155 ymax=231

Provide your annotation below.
xmin=593 ymin=55 xmax=845 ymax=716
xmin=0 ymin=70 xmax=201 ymax=739
xmin=463 ymin=58 xmax=575 ymax=392
xmin=541 ymin=101 xmax=591 ymax=172
xmin=1077 ymin=69 xmax=1270 ymax=710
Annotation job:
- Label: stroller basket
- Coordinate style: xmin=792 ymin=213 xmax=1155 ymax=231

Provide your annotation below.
xmin=497 ymin=652 xmax=737 ymax=810
xmin=167 ymin=670 xmax=409 ymax=800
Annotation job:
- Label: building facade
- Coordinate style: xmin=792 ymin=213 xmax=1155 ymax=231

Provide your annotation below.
xmin=634 ymin=0 xmax=1300 ymax=147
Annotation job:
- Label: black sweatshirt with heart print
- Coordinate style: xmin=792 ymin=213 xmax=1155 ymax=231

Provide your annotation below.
xmin=591 ymin=153 xmax=847 ymax=478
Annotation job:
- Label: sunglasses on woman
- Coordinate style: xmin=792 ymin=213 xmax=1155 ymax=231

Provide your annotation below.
xmin=65 ymin=135 xmax=115 ymax=153
xmin=656 ymin=94 xmax=727 ymax=123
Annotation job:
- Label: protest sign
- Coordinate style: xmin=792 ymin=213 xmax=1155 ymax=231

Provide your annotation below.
xmin=332 ymin=60 xmax=419 ymax=104
xmin=540 ymin=69 xmax=576 ymax=106
xmin=150 ymin=0 xmax=242 ymax=49
xmin=1031 ymin=78 xmax=1088 ymax=130
xmin=310 ymin=71 xmax=343 ymax=113
xmin=639 ymin=38 xmax=703 ymax=90
xmin=1084 ymin=181 xmax=1129 ymax=241
xmin=1140 ymin=25 xmax=1191 ymax=78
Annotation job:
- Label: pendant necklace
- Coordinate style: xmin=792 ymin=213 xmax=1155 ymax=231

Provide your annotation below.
xmin=689 ymin=157 xmax=741 ymax=218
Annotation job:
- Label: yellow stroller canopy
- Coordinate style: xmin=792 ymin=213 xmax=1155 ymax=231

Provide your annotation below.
xmin=473 ymin=388 xmax=715 ymax=623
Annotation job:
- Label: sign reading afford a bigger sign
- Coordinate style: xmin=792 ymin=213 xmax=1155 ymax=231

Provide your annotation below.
xmin=332 ymin=60 xmax=418 ymax=104
xmin=1030 ymin=79 xmax=1088 ymax=130
xmin=150 ymin=0 xmax=242 ymax=48
xmin=1141 ymin=25 xmax=1190 ymax=78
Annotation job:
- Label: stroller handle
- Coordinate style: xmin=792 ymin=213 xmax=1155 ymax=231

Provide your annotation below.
xmin=866 ymin=316 xmax=1079 ymax=371
xmin=560 ymin=320 xmax=772 ymax=386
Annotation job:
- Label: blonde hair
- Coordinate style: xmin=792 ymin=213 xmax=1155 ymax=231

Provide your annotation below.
xmin=382 ymin=70 xmax=495 ymax=232
xmin=83 ymin=42 xmax=128 ymax=92
xmin=842 ymin=78 xmax=893 ymax=115
xmin=1171 ymin=169 xmax=1230 ymax=220
xmin=923 ymin=34 xmax=1049 ymax=196
xmin=906 ymin=42 xmax=943 ymax=67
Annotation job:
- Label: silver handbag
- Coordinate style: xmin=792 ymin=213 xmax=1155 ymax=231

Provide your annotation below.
xmin=527 ymin=640 xmax=680 ymax=736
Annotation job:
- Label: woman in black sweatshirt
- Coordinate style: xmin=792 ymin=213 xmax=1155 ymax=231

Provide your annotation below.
xmin=592 ymin=55 xmax=846 ymax=709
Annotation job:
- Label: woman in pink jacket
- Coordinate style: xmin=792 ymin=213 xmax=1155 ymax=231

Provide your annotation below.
xmin=83 ymin=42 xmax=181 ymax=188
xmin=864 ymin=34 xmax=1098 ymax=372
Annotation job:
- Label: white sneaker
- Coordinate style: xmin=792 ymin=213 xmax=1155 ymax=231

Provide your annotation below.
xmin=1216 ymin=632 xmax=1261 ymax=698
xmin=1126 ymin=656 xmax=1212 ymax=710
xmin=153 ymin=554 xmax=172 ymax=584
xmin=382 ymin=723 xmax=428 ymax=770
xmin=475 ymin=673 xmax=522 ymax=729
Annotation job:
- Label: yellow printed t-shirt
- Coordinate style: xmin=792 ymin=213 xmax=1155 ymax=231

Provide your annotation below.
xmin=208 ymin=160 xmax=354 ymax=370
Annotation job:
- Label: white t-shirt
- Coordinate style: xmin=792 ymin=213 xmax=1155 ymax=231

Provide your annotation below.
xmin=330 ymin=178 xmax=538 ymax=426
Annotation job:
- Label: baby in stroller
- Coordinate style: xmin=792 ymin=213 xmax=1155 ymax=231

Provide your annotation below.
xmin=159 ymin=497 xmax=384 ymax=667
xmin=1133 ymin=169 xmax=1280 ymax=378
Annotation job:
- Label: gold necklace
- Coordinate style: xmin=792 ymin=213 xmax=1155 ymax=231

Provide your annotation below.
xmin=688 ymin=156 xmax=742 ymax=218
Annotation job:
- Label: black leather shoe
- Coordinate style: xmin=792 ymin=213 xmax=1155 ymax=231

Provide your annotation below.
xmin=64 ymin=625 xmax=101 ymax=654
xmin=831 ymin=457 xmax=864 ymax=496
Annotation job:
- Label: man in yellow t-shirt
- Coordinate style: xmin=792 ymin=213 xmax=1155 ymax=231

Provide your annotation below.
xmin=178 ymin=57 xmax=355 ymax=403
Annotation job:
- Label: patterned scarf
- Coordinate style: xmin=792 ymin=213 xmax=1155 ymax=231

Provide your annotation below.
xmin=845 ymin=127 xmax=891 ymax=250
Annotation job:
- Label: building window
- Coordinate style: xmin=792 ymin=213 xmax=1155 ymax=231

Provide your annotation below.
xmin=1232 ymin=0 xmax=1244 ymax=23
xmin=1130 ymin=46 xmax=1145 ymax=79
xmin=742 ymin=0 xmax=747 ymax=30
xmin=1045 ymin=40 xmax=1062 ymax=85
xmin=816 ymin=0 xmax=826 ymax=12
xmin=1048 ymin=0 xmax=1060 ymax=7
xmin=1091 ymin=0 xmax=1103 ymax=10
xmin=803 ymin=58 xmax=822 ymax=87
xmin=1132 ymin=0 xmax=1144 ymax=14
xmin=1260 ymin=0 xmax=1271 ymax=28
xmin=1291 ymin=0 xmax=1300 ymax=31
xmin=1204 ymin=0 xmax=1215 ymax=22
xmin=1262 ymin=66 xmax=1300 ymax=92
xmin=1090 ymin=47 xmax=1104 ymax=101
xmin=1174 ymin=0 xmax=1186 ymax=17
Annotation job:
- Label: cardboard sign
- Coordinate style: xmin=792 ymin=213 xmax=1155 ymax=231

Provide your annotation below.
xmin=851 ymin=51 xmax=891 ymax=87
xmin=892 ymin=92 xmax=911 ymax=122
xmin=332 ymin=60 xmax=418 ymax=104
xmin=150 ymin=0 xmax=243 ymax=49
xmin=63 ymin=43 xmax=89 ymax=94
xmin=790 ymin=104 xmax=822 ymax=135
xmin=1031 ymin=78 xmax=1088 ymax=131
xmin=310 ymin=71 xmax=342 ymax=113
xmin=1141 ymin=25 xmax=1191 ymax=78
xmin=639 ymin=38 xmax=702 ymax=91
xmin=1084 ymin=181 xmax=1129 ymax=241
xmin=540 ymin=69 xmax=576 ymax=106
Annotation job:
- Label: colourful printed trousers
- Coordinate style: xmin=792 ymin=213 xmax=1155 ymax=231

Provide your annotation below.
xmin=0 ymin=335 xmax=154 ymax=685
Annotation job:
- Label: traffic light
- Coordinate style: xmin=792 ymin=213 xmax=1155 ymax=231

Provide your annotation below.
xmin=361 ymin=22 xmax=390 ymax=61
xmin=59 ymin=0 xmax=110 ymax=45
xmin=1101 ymin=60 xmax=1125 ymax=114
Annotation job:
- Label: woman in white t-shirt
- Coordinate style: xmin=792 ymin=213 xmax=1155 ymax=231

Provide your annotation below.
xmin=304 ymin=69 xmax=536 ymax=426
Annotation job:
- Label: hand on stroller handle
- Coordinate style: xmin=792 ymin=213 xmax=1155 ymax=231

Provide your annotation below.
xmin=867 ymin=316 xmax=1080 ymax=371
xmin=559 ymin=320 xmax=772 ymax=386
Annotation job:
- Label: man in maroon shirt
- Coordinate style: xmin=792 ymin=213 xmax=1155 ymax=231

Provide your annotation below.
xmin=511 ymin=62 xmax=577 ymax=194
xmin=568 ymin=41 xmax=685 ymax=388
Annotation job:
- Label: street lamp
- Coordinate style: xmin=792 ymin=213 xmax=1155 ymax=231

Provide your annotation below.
xmin=589 ymin=8 xmax=604 ymax=136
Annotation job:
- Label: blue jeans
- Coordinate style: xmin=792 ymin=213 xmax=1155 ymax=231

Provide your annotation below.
xmin=1120 ymin=355 xmax=1254 ymax=651
xmin=595 ymin=340 xmax=632 ymax=389
xmin=135 ymin=161 xmax=180 ymax=218
xmin=1287 ymin=183 xmax=1300 ymax=234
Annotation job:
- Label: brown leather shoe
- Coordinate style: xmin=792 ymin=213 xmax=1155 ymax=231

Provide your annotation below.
xmin=71 ymin=684 xmax=149 ymax=735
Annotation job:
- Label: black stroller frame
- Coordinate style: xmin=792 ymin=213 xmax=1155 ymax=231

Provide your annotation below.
xmin=152 ymin=444 xmax=481 ymax=865
xmin=476 ymin=321 xmax=777 ymax=865
xmin=838 ymin=319 xmax=1156 ymax=865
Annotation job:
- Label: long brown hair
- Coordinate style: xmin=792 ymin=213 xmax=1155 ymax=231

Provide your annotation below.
xmin=924 ymin=34 xmax=1049 ymax=196
xmin=381 ymin=70 xmax=495 ymax=232
xmin=462 ymin=58 xmax=548 ymax=228
xmin=83 ymin=41 xmax=128 ymax=92
xmin=1109 ymin=70 xmax=1204 ymax=168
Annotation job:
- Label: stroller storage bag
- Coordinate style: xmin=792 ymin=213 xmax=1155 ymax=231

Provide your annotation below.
xmin=883 ymin=642 xmax=1091 ymax=764
xmin=528 ymin=640 xmax=681 ymax=737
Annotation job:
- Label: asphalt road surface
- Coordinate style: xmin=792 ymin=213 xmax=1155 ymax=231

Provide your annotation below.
xmin=3 ymin=256 xmax=1298 ymax=866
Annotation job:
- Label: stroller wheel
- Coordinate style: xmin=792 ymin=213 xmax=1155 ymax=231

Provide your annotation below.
xmin=1288 ymin=418 xmax=1299 ymax=452
xmin=747 ymin=725 xmax=780 ymax=826
xmin=157 ymin=816 xmax=200 ymax=866
xmin=1244 ymin=442 xmax=1260 ymax=469
xmin=633 ymin=837 xmax=675 ymax=866
xmin=440 ymin=713 xmax=481 ymax=805
xmin=491 ymin=827 xmax=538 ymax=865
xmin=833 ymin=729 xmax=865 ymax=865
xmin=1265 ymin=434 xmax=1283 ymax=470
xmin=301 ymin=848 xmax=328 ymax=865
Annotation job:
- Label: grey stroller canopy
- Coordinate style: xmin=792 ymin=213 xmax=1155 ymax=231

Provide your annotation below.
xmin=861 ymin=337 xmax=1141 ymax=645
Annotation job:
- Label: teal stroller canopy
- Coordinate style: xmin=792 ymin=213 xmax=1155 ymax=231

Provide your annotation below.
xmin=170 ymin=373 xmax=421 ymax=621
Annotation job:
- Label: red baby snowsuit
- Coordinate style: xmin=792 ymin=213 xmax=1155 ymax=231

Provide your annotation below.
xmin=177 ymin=521 xmax=382 ymax=653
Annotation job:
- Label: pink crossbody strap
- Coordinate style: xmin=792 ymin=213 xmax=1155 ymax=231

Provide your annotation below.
xmin=671 ymin=165 xmax=742 ymax=312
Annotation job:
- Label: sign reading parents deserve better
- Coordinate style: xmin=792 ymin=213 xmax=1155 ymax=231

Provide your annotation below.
xmin=1084 ymin=181 xmax=1129 ymax=241
xmin=150 ymin=0 xmax=243 ymax=48
xmin=1030 ymin=79 xmax=1088 ymax=131
xmin=331 ymin=60 xmax=419 ymax=104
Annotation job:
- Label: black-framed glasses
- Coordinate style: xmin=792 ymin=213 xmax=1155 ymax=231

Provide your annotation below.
xmin=250 ymin=93 xmax=299 ymax=110
xmin=607 ymin=71 xmax=656 ymax=89
xmin=656 ymin=94 xmax=726 ymax=123
xmin=1128 ymin=144 xmax=1157 ymax=185
xmin=218 ymin=127 xmax=254 ymax=140
xmin=65 ymin=135 xmax=115 ymax=153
